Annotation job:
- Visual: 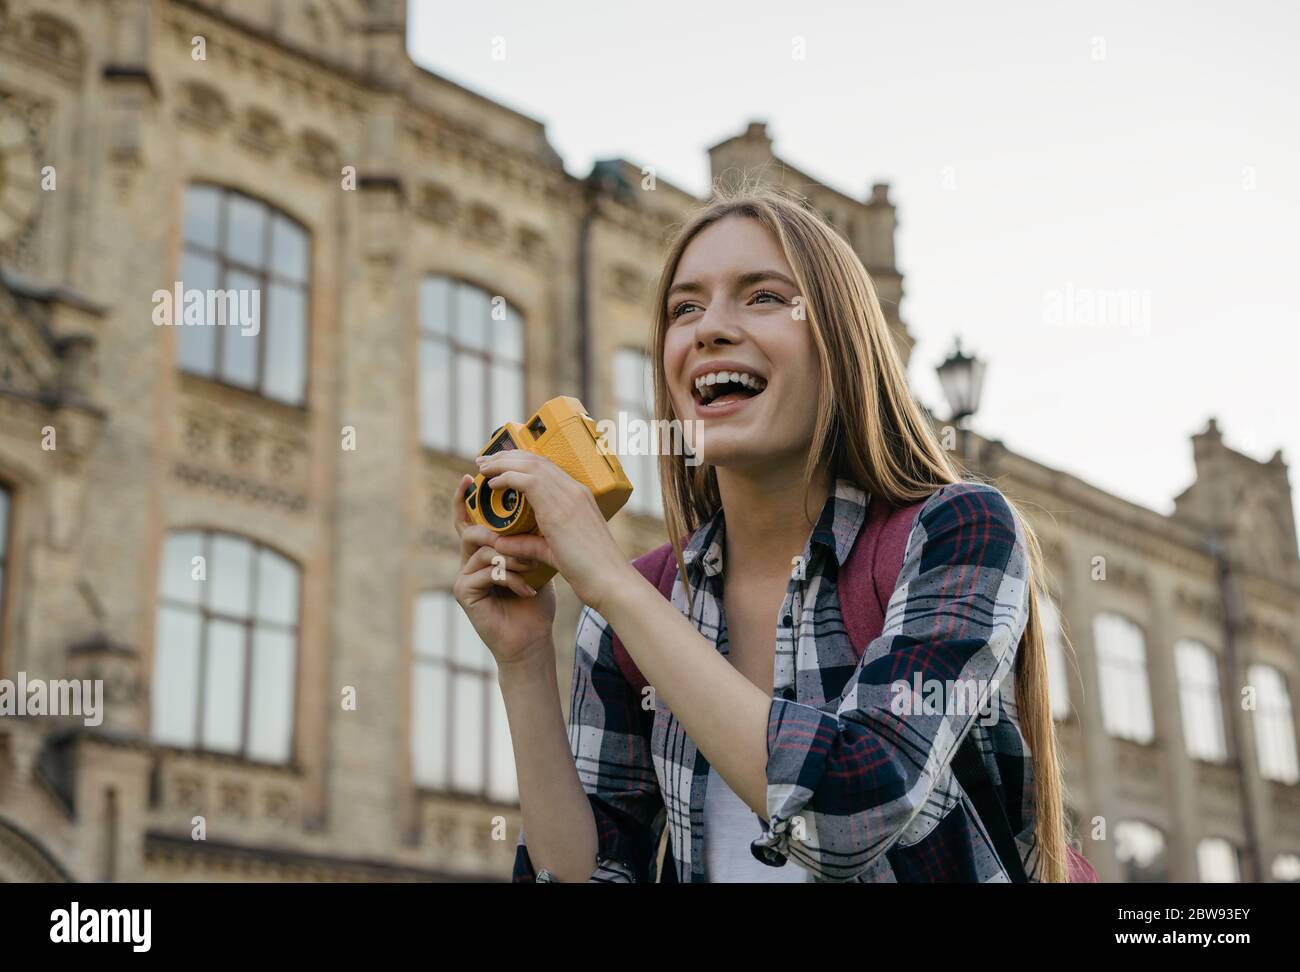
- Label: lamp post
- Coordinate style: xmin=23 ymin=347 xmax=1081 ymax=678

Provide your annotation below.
xmin=936 ymin=337 xmax=986 ymax=471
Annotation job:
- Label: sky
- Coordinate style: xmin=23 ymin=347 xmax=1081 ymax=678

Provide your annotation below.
xmin=407 ymin=0 xmax=1300 ymax=530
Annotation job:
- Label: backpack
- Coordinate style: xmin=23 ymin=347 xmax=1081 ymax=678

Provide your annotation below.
xmin=608 ymin=492 xmax=1100 ymax=883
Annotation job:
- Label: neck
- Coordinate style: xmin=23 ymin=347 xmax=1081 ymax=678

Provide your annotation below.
xmin=714 ymin=460 xmax=833 ymax=582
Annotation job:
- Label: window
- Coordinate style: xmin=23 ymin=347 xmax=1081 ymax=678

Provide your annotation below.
xmin=612 ymin=347 xmax=662 ymax=518
xmin=1040 ymin=595 xmax=1070 ymax=720
xmin=1197 ymin=838 xmax=1240 ymax=882
xmin=412 ymin=591 xmax=516 ymax=801
xmin=1273 ymin=853 xmax=1300 ymax=882
xmin=178 ymin=185 xmax=309 ymax=404
xmin=151 ymin=531 xmax=299 ymax=763
xmin=1175 ymin=640 xmax=1228 ymax=762
xmin=418 ymin=277 xmax=523 ymax=456
xmin=1114 ymin=820 xmax=1168 ymax=882
xmin=1248 ymin=663 xmax=1299 ymax=783
xmin=1094 ymin=613 xmax=1154 ymax=743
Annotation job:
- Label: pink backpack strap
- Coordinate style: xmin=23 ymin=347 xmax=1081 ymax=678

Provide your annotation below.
xmin=1067 ymin=847 xmax=1100 ymax=882
xmin=610 ymin=541 xmax=679 ymax=693
xmin=840 ymin=487 xmax=1101 ymax=883
xmin=838 ymin=493 xmax=928 ymax=656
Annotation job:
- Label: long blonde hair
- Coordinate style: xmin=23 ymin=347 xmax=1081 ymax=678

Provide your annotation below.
xmin=647 ymin=182 xmax=1071 ymax=882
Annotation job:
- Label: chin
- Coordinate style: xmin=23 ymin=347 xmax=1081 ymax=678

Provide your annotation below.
xmin=692 ymin=439 xmax=783 ymax=470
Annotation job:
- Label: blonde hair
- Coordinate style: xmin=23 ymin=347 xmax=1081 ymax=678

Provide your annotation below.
xmin=647 ymin=181 xmax=1072 ymax=882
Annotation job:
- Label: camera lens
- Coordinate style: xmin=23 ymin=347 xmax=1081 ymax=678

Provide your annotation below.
xmin=479 ymin=481 xmax=519 ymax=530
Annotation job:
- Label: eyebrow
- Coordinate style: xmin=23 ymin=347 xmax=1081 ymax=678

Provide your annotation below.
xmin=666 ymin=269 xmax=798 ymax=302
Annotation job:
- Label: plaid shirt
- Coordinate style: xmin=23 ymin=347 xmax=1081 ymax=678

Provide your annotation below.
xmin=513 ymin=478 xmax=1040 ymax=882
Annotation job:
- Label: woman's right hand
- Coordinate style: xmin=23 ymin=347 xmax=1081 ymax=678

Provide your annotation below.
xmin=451 ymin=474 xmax=558 ymax=668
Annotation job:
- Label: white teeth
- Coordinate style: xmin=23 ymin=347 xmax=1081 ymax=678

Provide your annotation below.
xmin=693 ymin=369 xmax=768 ymax=401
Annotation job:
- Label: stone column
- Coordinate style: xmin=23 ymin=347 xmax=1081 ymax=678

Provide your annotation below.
xmin=1059 ymin=533 xmax=1122 ymax=881
xmin=1145 ymin=574 xmax=1198 ymax=879
xmin=323 ymin=143 xmax=411 ymax=854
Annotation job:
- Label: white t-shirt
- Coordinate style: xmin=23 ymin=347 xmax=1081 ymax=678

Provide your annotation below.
xmin=703 ymin=763 xmax=817 ymax=882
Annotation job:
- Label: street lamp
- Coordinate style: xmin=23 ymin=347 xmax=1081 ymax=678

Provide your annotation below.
xmin=936 ymin=337 xmax=986 ymax=466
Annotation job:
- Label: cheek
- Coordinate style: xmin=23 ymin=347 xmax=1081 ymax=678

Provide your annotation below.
xmin=771 ymin=335 xmax=821 ymax=425
xmin=662 ymin=333 xmax=690 ymax=410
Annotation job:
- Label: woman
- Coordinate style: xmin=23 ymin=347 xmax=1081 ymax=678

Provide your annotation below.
xmin=450 ymin=185 xmax=1072 ymax=882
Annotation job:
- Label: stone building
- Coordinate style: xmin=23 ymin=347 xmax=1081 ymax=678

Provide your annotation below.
xmin=0 ymin=0 xmax=1296 ymax=882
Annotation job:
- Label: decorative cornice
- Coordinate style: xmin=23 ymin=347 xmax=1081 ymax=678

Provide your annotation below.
xmin=101 ymin=65 xmax=158 ymax=98
xmin=143 ymin=831 xmax=488 ymax=882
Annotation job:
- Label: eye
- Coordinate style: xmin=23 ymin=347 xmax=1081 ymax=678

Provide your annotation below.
xmin=670 ymin=300 xmax=701 ymax=320
xmin=750 ymin=289 xmax=785 ymax=305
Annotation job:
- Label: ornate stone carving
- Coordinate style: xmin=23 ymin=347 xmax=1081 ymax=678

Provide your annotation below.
xmin=175 ymin=80 xmax=232 ymax=133
xmin=158 ymin=755 xmax=303 ymax=832
xmin=515 ymin=226 xmax=550 ymax=268
xmin=1115 ymin=740 xmax=1163 ymax=800
xmin=239 ymin=106 xmax=286 ymax=157
xmin=1 ymin=11 xmax=85 ymax=86
xmin=173 ymin=385 xmax=311 ymax=512
xmin=294 ymin=128 xmax=340 ymax=179
xmin=0 ymin=93 xmax=47 ymax=272
xmin=413 ymin=182 xmax=458 ymax=226
xmin=608 ymin=263 xmax=651 ymax=304
xmin=463 ymin=202 xmax=504 ymax=246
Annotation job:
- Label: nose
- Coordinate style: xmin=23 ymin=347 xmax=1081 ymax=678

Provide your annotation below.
xmin=693 ymin=302 xmax=743 ymax=349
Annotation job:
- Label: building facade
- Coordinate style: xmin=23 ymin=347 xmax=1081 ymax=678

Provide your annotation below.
xmin=0 ymin=0 xmax=1296 ymax=882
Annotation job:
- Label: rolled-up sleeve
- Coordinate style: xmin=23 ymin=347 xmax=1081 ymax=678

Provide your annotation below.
xmin=752 ymin=482 xmax=1031 ymax=881
xmin=513 ymin=604 xmax=666 ymax=882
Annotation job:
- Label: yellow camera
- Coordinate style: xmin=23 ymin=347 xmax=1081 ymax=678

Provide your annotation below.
xmin=464 ymin=396 xmax=634 ymax=590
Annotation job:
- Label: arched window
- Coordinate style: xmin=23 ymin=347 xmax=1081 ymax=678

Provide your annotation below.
xmin=1175 ymin=640 xmax=1227 ymax=762
xmin=1114 ymin=819 xmax=1168 ymax=882
xmin=1093 ymin=612 xmax=1154 ymax=743
xmin=177 ymin=185 xmax=309 ymax=404
xmin=418 ymin=276 xmax=523 ymax=456
xmin=1040 ymin=595 xmax=1070 ymax=720
xmin=612 ymin=346 xmax=662 ymax=518
xmin=1196 ymin=837 xmax=1240 ymax=882
xmin=411 ymin=590 xmax=516 ymax=802
xmin=1247 ymin=663 xmax=1299 ymax=783
xmin=1272 ymin=853 xmax=1300 ymax=882
xmin=151 ymin=531 xmax=299 ymax=763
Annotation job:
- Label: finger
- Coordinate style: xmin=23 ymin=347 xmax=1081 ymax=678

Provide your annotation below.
xmin=453 ymin=474 xmax=475 ymax=557
xmin=462 ymin=564 xmax=537 ymax=601
xmin=467 ymin=544 xmax=534 ymax=574
xmin=461 ymin=520 xmax=502 ymax=566
xmin=461 ymin=523 xmax=501 ymax=556
xmin=463 ymin=543 xmax=502 ymax=575
xmin=475 ymin=450 xmax=551 ymax=478
xmin=493 ymin=532 xmax=556 ymax=568
xmin=484 ymin=470 xmax=536 ymax=498
xmin=491 ymin=569 xmax=540 ymax=599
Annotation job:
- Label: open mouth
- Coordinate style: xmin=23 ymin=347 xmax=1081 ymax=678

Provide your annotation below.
xmin=692 ymin=370 xmax=768 ymax=408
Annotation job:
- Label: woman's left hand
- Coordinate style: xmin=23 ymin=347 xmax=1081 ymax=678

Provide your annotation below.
xmin=475 ymin=450 xmax=636 ymax=615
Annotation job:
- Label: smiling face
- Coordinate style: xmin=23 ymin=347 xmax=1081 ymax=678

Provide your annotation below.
xmin=662 ymin=215 xmax=823 ymax=470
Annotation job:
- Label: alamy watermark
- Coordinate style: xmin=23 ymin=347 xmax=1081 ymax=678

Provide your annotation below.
xmin=152 ymin=281 xmax=261 ymax=336
xmin=50 ymin=902 xmax=150 ymax=951
xmin=596 ymin=412 xmax=704 ymax=467
xmin=0 ymin=672 xmax=103 ymax=727
xmin=1042 ymin=282 xmax=1151 ymax=336
xmin=890 ymin=673 xmax=1003 ymax=727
